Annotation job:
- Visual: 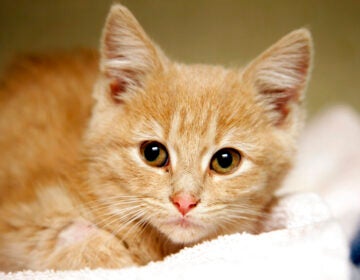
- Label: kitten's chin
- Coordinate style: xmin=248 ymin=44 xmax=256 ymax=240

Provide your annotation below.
xmin=158 ymin=218 xmax=211 ymax=244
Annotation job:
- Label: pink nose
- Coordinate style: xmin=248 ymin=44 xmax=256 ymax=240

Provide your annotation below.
xmin=171 ymin=193 xmax=199 ymax=216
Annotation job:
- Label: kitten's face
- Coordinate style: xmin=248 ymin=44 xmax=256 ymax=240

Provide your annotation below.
xmin=84 ymin=5 xmax=312 ymax=244
xmin=87 ymin=65 xmax=298 ymax=243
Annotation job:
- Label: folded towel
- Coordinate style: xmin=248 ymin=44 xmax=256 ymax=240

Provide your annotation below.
xmin=0 ymin=192 xmax=350 ymax=280
xmin=281 ymin=105 xmax=360 ymax=240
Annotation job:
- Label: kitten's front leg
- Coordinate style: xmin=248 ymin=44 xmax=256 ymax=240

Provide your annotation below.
xmin=43 ymin=218 xmax=137 ymax=270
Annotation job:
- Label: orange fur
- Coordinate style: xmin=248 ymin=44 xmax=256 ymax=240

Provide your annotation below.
xmin=0 ymin=4 xmax=312 ymax=271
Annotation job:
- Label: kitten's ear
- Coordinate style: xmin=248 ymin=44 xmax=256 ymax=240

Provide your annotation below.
xmin=242 ymin=29 xmax=313 ymax=126
xmin=100 ymin=4 xmax=166 ymax=102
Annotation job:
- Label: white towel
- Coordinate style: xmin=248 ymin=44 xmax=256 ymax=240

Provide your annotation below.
xmin=281 ymin=105 xmax=360 ymax=240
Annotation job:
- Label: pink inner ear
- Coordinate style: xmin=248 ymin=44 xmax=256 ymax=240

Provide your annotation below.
xmin=107 ymin=68 xmax=143 ymax=103
xmin=109 ymin=78 xmax=127 ymax=103
xmin=262 ymin=87 xmax=299 ymax=125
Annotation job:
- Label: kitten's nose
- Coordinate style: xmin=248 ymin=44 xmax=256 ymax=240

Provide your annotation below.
xmin=171 ymin=193 xmax=199 ymax=216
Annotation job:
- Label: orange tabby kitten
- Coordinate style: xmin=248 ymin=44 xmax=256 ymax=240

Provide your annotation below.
xmin=0 ymin=4 xmax=312 ymax=271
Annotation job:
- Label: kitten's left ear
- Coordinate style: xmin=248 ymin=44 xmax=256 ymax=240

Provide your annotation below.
xmin=99 ymin=4 xmax=167 ymax=102
xmin=242 ymin=29 xmax=313 ymax=126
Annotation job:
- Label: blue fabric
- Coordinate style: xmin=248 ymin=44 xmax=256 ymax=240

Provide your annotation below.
xmin=351 ymin=229 xmax=360 ymax=266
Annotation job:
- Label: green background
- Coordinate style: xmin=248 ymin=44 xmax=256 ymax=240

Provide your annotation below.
xmin=1 ymin=0 xmax=359 ymax=115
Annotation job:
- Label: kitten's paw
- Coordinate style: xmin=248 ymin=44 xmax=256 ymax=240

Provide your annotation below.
xmin=57 ymin=218 xmax=97 ymax=248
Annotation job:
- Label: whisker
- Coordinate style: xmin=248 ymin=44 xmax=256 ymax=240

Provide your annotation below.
xmin=99 ymin=207 xmax=145 ymax=231
xmin=83 ymin=197 xmax=143 ymax=209
xmin=85 ymin=202 xmax=142 ymax=215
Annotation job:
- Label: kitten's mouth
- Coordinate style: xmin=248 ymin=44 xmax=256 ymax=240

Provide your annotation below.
xmin=168 ymin=218 xmax=197 ymax=228
xmin=166 ymin=217 xmax=205 ymax=230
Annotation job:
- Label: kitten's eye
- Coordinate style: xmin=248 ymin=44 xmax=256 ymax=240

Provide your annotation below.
xmin=140 ymin=141 xmax=169 ymax=168
xmin=210 ymin=148 xmax=241 ymax=174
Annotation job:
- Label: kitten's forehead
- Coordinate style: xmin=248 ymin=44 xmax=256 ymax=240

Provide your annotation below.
xmin=161 ymin=64 xmax=261 ymax=133
xmin=167 ymin=64 xmax=240 ymax=102
xmin=131 ymin=63 xmax=262 ymax=169
xmin=167 ymin=106 xmax=218 ymax=169
xmin=158 ymin=64 xmax=236 ymax=141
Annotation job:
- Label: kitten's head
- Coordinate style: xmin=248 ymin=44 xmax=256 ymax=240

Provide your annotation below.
xmin=84 ymin=5 xmax=312 ymax=244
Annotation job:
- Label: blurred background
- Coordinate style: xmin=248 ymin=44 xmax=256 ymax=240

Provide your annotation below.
xmin=0 ymin=0 xmax=359 ymax=115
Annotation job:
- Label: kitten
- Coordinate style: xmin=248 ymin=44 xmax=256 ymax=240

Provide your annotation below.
xmin=0 ymin=4 xmax=312 ymax=271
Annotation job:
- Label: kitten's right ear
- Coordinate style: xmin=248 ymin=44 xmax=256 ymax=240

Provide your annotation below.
xmin=99 ymin=4 xmax=166 ymax=102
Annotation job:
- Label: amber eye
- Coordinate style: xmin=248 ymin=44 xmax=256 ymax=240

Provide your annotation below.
xmin=210 ymin=148 xmax=241 ymax=174
xmin=140 ymin=141 xmax=169 ymax=168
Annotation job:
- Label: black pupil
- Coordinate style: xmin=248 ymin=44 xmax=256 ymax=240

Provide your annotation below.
xmin=217 ymin=151 xmax=233 ymax=168
xmin=144 ymin=143 xmax=161 ymax=162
